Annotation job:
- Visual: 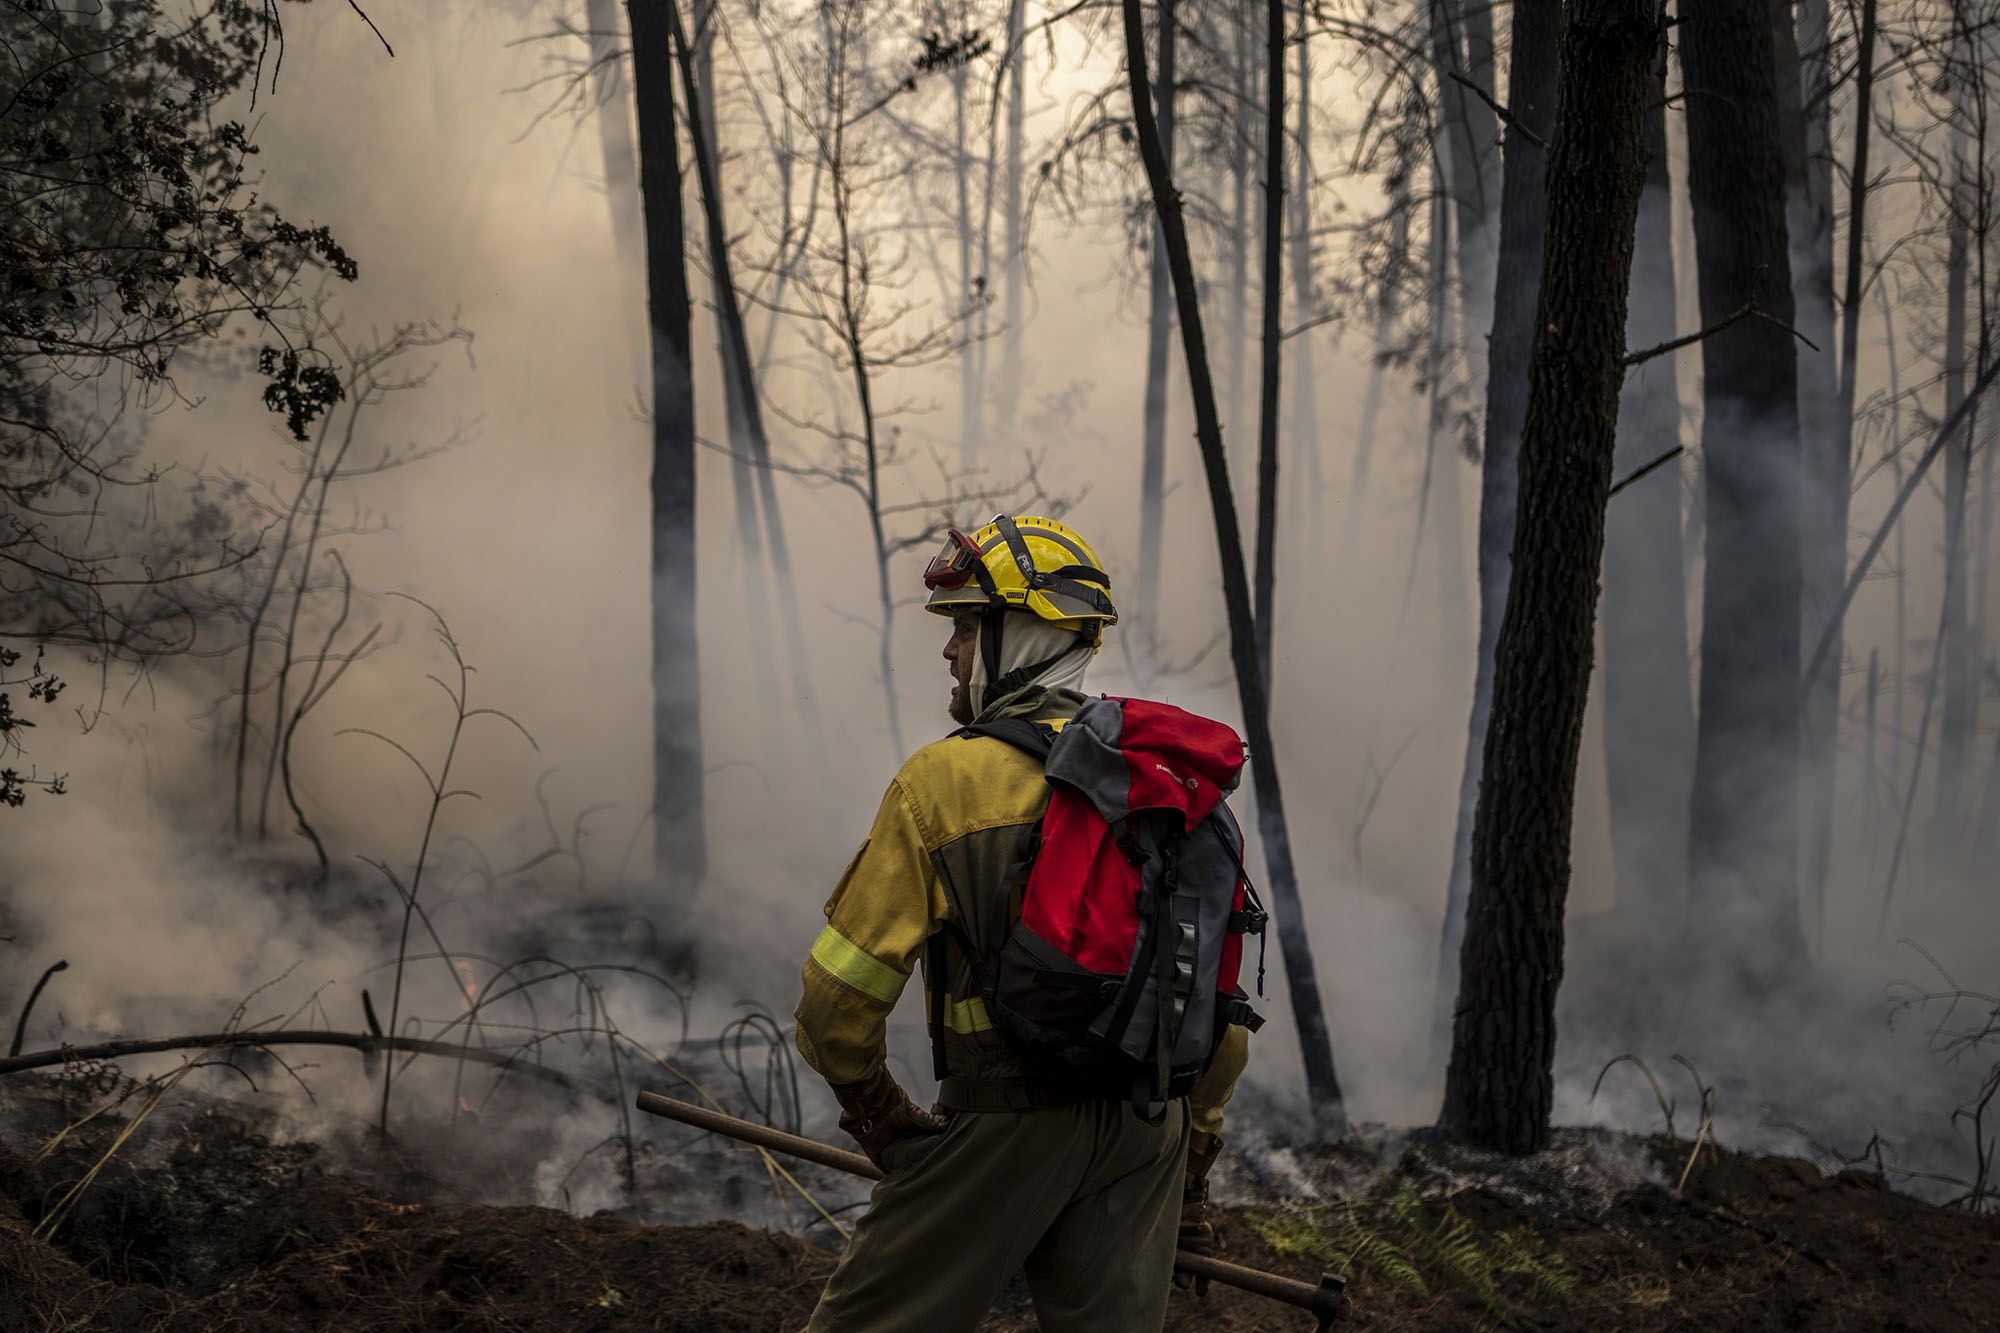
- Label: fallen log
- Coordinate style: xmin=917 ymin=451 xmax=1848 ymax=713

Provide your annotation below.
xmin=0 ymin=1029 xmax=591 ymax=1098
xmin=636 ymin=1089 xmax=1352 ymax=1327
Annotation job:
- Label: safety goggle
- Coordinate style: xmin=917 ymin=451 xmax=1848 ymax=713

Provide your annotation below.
xmin=922 ymin=528 xmax=982 ymax=590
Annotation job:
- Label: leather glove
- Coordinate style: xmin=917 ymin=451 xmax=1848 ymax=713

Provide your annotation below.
xmin=1173 ymin=1132 xmax=1224 ymax=1296
xmin=830 ymin=1068 xmax=946 ymax=1170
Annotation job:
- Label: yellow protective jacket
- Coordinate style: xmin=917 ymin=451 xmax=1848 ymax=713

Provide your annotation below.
xmin=795 ymin=688 xmax=1247 ymax=1130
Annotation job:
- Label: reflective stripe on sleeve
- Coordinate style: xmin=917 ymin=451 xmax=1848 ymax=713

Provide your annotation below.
xmin=809 ymin=926 xmax=907 ymax=1004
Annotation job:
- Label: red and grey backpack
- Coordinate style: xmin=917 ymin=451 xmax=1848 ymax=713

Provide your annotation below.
xmin=933 ymin=695 xmax=1267 ymax=1118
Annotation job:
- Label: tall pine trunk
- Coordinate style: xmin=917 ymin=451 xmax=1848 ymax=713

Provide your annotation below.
xmin=953 ymin=36 xmax=983 ymax=472
xmin=586 ymin=0 xmax=644 ymax=265
xmin=1340 ymin=191 xmax=1405 ymax=559
xmin=1776 ymin=0 xmax=1842 ymax=939
xmin=1837 ymin=0 xmax=1879 ymax=865
xmin=629 ymin=0 xmax=705 ymax=893
xmin=1287 ymin=0 xmax=1322 ymax=559
xmin=1123 ymin=0 xmax=1346 ymax=1129
xmin=1226 ymin=5 xmax=1251 ymax=457
xmin=686 ymin=1 xmax=777 ymax=710
xmin=1426 ymin=0 xmax=1490 ymax=682
xmin=996 ymin=0 xmax=1029 ymax=444
xmin=1135 ymin=0 xmax=1177 ymax=648
xmin=1432 ymin=0 xmax=1499 ymax=407
xmin=1602 ymin=81 xmax=1694 ymax=926
xmin=1682 ymin=0 xmax=1807 ymax=989
xmin=1936 ymin=90 xmax=1977 ymax=846
xmin=1253 ymin=0 xmax=1284 ymax=685
xmin=1438 ymin=0 xmax=1663 ymax=1157
xmin=668 ymin=0 xmax=817 ymax=737
xmin=1433 ymin=0 xmax=1562 ymax=1049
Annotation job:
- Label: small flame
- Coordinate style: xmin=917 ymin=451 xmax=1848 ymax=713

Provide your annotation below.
xmin=454 ymin=960 xmax=477 ymax=1010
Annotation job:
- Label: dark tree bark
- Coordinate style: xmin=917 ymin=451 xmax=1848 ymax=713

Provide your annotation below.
xmin=1431 ymin=0 xmax=1499 ymax=403
xmin=1135 ymin=0 xmax=1177 ymax=648
xmin=1339 ymin=189 xmax=1405 ymax=561
xmin=1122 ymin=0 xmax=1346 ymax=1129
xmin=1225 ymin=6 xmax=1252 ymax=465
xmin=1437 ymin=0 xmax=1663 ymax=1158
xmin=1773 ymin=0 xmax=1840 ymax=937
xmin=629 ymin=0 xmax=705 ymax=893
xmin=1433 ymin=0 xmax=1562 ymax=1049
xmin=1424 ymin=0 xmax=1487 ymax=674
xmin=1602 ymin=76 xmax=1694 ymax=926
xmin=664 ymin=0 xmax=816 ymax=733
xmin=995 ymin=0 xmax=1029 ymax=445
xmin=1253 ymin=0 xmax=1284 ymax=686
xmin=586 ymin=0 xmax=644 ymax=265
xmin=685 ymin=0 xmax=776 ymax=709
xmin=1822 ymin=0 xmax=1875 ymax=697
xmin=1287 ymin=0 xmax=1323 ymax=558
xmin=952 ymin=31 xmax=982 ymax=473
xmin=1935 ymin=57 xmax=1980 ymax=848
xmin=1681 ymin=0 xmax=1807 ymax=986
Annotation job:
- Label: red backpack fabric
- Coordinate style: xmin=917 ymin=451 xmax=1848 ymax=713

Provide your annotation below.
xmin=940 ymin=695 xmax=1266 ymax=1116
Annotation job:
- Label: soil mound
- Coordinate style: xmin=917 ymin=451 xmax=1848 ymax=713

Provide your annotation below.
xmin=2 ymin=1075 xmax=1995 ymax=1330
xmin=3 ymin=1200 xmax=833 ymax=1332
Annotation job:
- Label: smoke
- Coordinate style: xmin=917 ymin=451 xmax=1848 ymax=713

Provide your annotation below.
xmin=2 ymin=0 xmax=1995 ymax=1227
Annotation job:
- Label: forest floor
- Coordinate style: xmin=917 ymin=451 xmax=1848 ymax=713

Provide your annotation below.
xmin=1 ymin=1071 xmax=1996 ymax=1332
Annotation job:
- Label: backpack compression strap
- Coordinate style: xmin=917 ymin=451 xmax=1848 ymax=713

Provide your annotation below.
xmin=954 ymin=716 xmax=1059 ymax=760
xmin=925 ymin=718 xmax=1058 ymax=1082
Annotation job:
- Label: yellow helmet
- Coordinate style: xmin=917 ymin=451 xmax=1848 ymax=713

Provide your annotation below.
xmin=922 ymin=514 xmax=1118 ymax=639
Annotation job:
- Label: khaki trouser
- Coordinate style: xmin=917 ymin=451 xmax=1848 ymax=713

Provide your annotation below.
xmin=806 ymin=1097 xmax=1190 ymax=1333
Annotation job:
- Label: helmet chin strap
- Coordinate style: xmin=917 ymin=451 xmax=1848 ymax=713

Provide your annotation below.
xmin=974 ymin=610 xmax=1088 ymax=716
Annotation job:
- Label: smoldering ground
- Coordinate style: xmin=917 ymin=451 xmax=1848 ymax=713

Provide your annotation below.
xmin=1 ymin=0 xmax=1997 ymax=1253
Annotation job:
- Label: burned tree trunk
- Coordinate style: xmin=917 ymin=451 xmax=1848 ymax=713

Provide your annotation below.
xmin=1226 ymin=7 xmax=1252 ymax=462
xmin=1122 ymin=0 xmax=1346 ymax=1129
xmin=1602 ymin=78 xmax=1694 ymax=926
xmin=1831 ymin=0 xmax=1877 ymax=751
xmin=1437 ymin=0 xmax=1663 ymax=1158
xmin=1433 ymin=0 xmax=1561 ymax=1048
xmin=1253 ymin=0 xmax=1284 ymax=686
xmin=628 ymin=0 xmax=705 ymax=894
xmin=1425 ymin=0 xmax=1491 ymax=676
xmin=1935 ymin=52 xmax=1980 ymax=849
xmin=1340 ymin=188 xmax=1406 ymax=559
xmin=685 ymin=0 xmax=777 ymax=710
xmin=1775 ymin=0 xmax=1841 ymax=940
xmin=1681 ymin=0 xmax=1807 ymax=985
xmin=667 ymin=0 xmax=816 ymax=734
xmin=996 ymin=0 xmax=1029 ymax=445
xmin=586 ymin=0 xmax=644 ymax=265
xmin=1287 ymin=0 xmax=1323 ymax=558
xmin=1135 ymin=0 xmax=1178 ymax=648
xmin=1430 ymin=0 xmax=1499 ymax=406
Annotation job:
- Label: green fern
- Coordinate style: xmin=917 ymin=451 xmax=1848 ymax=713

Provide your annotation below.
xmin=1491 ymin=1224 xmax=1578 ymax=1304
xmin=1244 ymin=1200 xmax=1429 ymax=1296
xmin=1242 ymin=1187 xmax=1574 ymax=1314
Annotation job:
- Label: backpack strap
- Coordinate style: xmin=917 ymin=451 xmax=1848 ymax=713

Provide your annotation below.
xmin=1222 ymin=991 xmax=1267 ymax=1033
xmin=1207 ymin=812 xmax=1270 ymax=999
xmin=924 ymin=917 xmax=986 ymax=1082
xmin=1147 ymin=875 xmax=1177 ymax=1123
xmin=955 ymin=716 xmax=1059 ymax=761
xmin=927 ymin=931 xmax=950 ymax=1081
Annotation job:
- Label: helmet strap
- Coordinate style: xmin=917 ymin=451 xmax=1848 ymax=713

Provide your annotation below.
xmin=978 ymin=599 xmax=1007 ymax=704
xmin=993 ymin=514 xmax=1042 ymax=589
xmin=978 ymin=629 xmax=1091 ymax=714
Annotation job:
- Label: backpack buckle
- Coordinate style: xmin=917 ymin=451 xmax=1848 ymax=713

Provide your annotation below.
xmin=1228 ymin=907 xmax=1268 ymax=935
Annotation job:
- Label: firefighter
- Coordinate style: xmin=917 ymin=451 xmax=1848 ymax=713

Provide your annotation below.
xmin=794 ymin=514 xmax=1248 ymax=1332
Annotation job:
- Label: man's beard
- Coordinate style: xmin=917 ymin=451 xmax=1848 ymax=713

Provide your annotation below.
xmin=948 ymin=677 xmax=974 ymax=725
